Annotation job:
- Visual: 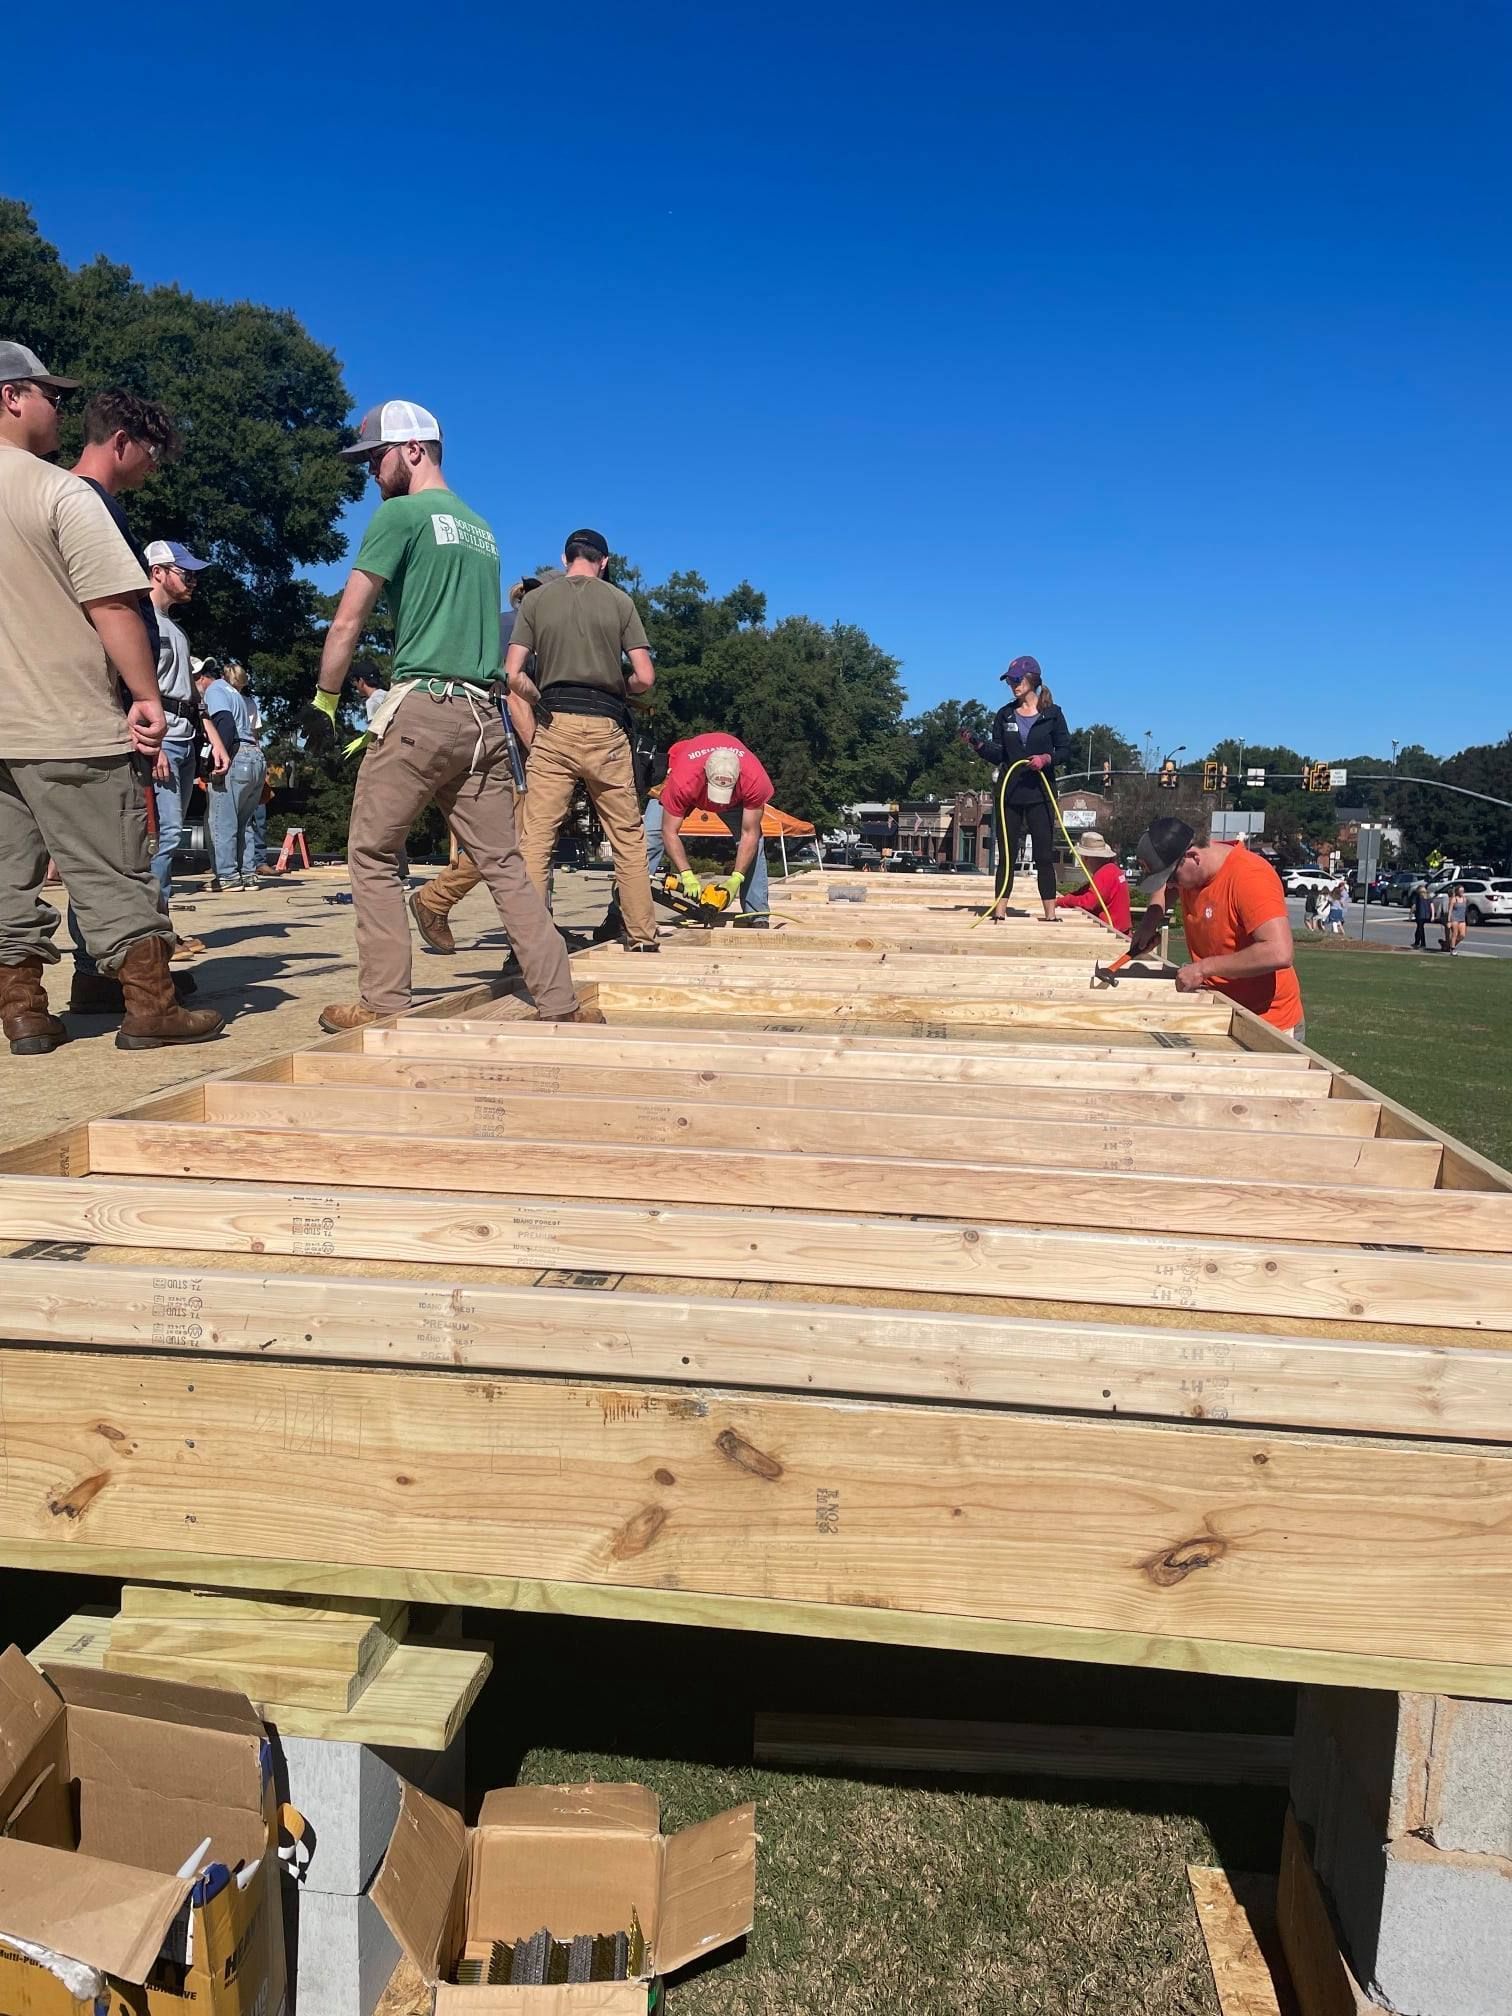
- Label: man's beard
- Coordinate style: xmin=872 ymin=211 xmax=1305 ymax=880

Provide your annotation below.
xmin=377 ymin=458 xmax=411 ymax=499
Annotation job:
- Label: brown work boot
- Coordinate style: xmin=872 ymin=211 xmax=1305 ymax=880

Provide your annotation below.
xmin=409 ymin=890 xmax=456 ymax=954
xmin=115 ymin=937 xmax=224 ymax=1050
xmin=70 ymin=968 xmax=197 ymax=1014
xmin=171 ymin=934 xmax=207 ymax=959
xmin=0 ymin=958 xmax=68 ymax=1055
xmin=539 ymin=1000 xmax=607 ymax=1025
xmin=318 ymin=1001 xmax=383 ymax=1034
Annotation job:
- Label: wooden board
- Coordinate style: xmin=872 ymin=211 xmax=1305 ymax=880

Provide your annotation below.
xmin=85 ymin=1120 xmax=1512 ymax=1248
xmin=109 ymin=1606 xmax=407 ymax=1670
xmin=1276 ymin=1810 xmax=1374 ymax=2016
xmin=35 ymin=1610 xmax=491 ymax=1748
xmin=0 ymin=1176 xmax=1505 ymax=1331
xmin=757 ymin=1713 xmax=1292 ymax=1785
xmin=289 ymin=1050 xmax=1381 ymax=1137
xmin=581 ymin=978 xmax=1230 ymax=1031
xmin=7 ymin=1348 xmax=1512 ymax=1674
xmin=7 ymin=1258 xmax=1512 ymax=1440
xmin=1188 ymin=1865 xmax=1297 ymax=2016
xmin=197 ymin=1082 xmax=1438 ymax=1186
xmin=119 ymin=1584 xmax=405 ymax=1629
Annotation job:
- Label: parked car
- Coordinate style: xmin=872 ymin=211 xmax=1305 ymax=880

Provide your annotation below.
xmin=1282 ymin=868 xmax=1343 ymax=897
xmin=1379 ymin=871 xmax=1420 ymax=907
xmin=883 ymin=854 xmax=923 ymax=873
xmin=1457 ymin=879 xmax=1512 ymax=926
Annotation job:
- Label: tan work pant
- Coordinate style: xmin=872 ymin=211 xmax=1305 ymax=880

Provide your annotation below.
xmin=348 ymin=690 xmax=576 ymax=1019
xmin=418 ymin=846 xmax=484 ymax=915
xmin=0 ymin=754 xmax=172 ymax=973
xmin=520 ymin=714 xmax=657 ymax=944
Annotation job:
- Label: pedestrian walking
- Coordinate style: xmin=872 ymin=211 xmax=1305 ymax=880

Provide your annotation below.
xmin=961 ymin=655 xmax=1072 ymax=922
xmin=1326 ymin=881 xmax=1347 ymax=935
xmin=1411 ymin=883 xmax=1432 ymax=949
xmin=195 ymin=659 xmax=266 ymax=890
xmin=0 ymin=340 xmax=222 ymax=1051
xmin=312 ymin=399 xmax=582 ymax=1031
xmin=1447 ymin=884 xmax=1468 ymax=954
xmin=507 ymin=530 xmax=660 ymax=950
xmin=1303 ymin=885 xmax=1321 ymax=933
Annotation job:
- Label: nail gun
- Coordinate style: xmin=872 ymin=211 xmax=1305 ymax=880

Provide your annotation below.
xmin=654 ymin=872 xmax=738 ymax=925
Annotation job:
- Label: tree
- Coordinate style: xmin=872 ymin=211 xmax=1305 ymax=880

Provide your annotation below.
xmin=899 ymin=698 xmax=994 ymax=799
xmin=1062 ymin=721 xmax=1142 ymax=781
xmin=0 ymin=198 xmax=363 ymax=730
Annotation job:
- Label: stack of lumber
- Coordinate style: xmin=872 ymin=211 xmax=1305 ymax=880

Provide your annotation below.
xmin=0 ymin=883 xmax=1510 ymax=1703
xmin=32 ymin=1590 xmax=489 ymax=1748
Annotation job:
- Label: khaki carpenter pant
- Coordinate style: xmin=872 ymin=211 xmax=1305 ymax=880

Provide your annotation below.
xmin=348 ymin=690 xmax=575 ymax=1019
xmin=520 ymin=714 xmax=657 ymax=944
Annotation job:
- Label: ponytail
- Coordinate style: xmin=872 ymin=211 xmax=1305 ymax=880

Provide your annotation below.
xmin=1035 ymin=681 xmax=1054 ymax=712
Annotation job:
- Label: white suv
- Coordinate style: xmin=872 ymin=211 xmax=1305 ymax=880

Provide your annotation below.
xmin=1457 ymin=879 xmax=1512 ymax=925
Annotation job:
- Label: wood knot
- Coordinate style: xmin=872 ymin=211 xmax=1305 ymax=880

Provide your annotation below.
xmin=48 ymin=1473 xmax=110 ymax=1522
xmin=94 ymin=1423 xmax=127 ymax=1443
xmin=1141 ymin=1533 xmax=1227 ymax=1587
xmin=611 ymin=1504 xmax=669 ymax=1559
xmin=715 ymin=1429 xmax=784 ymax=1481
xmin=654 ymin=1468 xmax=676 ymax=1487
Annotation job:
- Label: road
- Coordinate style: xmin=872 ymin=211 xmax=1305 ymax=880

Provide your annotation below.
xmin=1284 ymin=896 xmax=1512 ymax=960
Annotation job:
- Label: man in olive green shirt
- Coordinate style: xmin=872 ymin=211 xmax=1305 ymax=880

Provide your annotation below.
xmin=312 ymin=400 xmax=582 ymax=1030
xmin=507 ymin=527 xmax=660 ymax=948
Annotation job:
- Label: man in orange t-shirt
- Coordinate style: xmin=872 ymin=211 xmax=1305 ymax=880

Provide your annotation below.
xmin=1128 ymin=817 xmax=1305 ymax=1038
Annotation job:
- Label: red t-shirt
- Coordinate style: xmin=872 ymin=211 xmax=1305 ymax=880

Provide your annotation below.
xmin=1057 ymin=860 xmax=1131 ymax=933
xmin=1180 ymin=845 xmax=1304 ymax=1029
xmin=660 ymin=734 xmax=774 ymax=818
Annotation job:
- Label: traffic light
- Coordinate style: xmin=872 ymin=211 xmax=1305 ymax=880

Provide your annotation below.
xmin=1159 ymin=759 xmax=1179 ymax=790
xmin=1219 ymin=764 xmax=1229 ymax=791
xmin=1202 ymin=761 xmax=1219 ymax=793
xmin=1101 ymin=759 xmax=1112 ymax=792
xmin=1304 ymin=762 xmax=1332 ymax=793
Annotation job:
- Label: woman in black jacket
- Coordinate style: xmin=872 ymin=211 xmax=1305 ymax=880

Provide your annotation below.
xmin=961 ymin=655 xmax=1072 ymax=921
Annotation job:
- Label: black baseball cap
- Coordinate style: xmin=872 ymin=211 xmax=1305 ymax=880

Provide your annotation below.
xmin=565 ymin=528 xmax=609 ymax=558
xmin=1134 ymin=816 xmax=1196 ymax=896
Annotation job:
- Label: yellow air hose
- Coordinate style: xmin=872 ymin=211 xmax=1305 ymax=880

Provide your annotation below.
xmin=970 ymin=759 xmax=1119 ymax=933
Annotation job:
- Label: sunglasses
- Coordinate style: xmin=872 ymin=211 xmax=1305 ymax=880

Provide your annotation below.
xmin=21 ymin=382 xmax=66 ymax=409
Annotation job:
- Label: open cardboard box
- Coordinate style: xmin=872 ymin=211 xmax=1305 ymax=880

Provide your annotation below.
xmin=0 ymin=1645 xmax=286 ymax=2016
xmin=371 ymin=1781 xmax=756 ymax=2013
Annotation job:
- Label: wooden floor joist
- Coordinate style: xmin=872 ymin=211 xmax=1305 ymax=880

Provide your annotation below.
xmin=3 ymin=886 xmax=1511 ymax=1693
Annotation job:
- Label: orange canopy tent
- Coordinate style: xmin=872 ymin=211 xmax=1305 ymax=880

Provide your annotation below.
xmin=673 ymin=803 xmax=818 ymax=875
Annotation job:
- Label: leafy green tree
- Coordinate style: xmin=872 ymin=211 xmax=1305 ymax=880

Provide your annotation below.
xmin=0 ymin=198 xmax=363 ymax=726
xmin=1063 ymin=721 xmax=1142 ymax=782
xmin=900 ymin=698 xmax=993 ymax=798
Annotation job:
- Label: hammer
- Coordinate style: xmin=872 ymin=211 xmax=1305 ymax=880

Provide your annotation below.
xmin=1091 ymin=948 xmax=1175 ymax=988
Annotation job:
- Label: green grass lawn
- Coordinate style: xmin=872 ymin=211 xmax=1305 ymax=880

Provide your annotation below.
xmin=1291 ymin=938 xmax=1512 ymax=1165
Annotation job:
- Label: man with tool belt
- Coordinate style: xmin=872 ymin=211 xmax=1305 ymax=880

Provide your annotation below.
xmin=1128 ymin=816 xmax=1305 ymax=1040
xmin=506 ymin=529 xmax=660 ymax=951
xmin=311 ymin=401 xmax=582 ymax=1032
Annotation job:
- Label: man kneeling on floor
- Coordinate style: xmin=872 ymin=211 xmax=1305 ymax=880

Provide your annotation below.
xmin=311 ymin=400 xmax=591 ymax=1031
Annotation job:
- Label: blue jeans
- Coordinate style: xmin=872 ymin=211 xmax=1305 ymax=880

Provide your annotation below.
xmin=152 ymin=739 xmax=198 ymax=905
xmin=645 ymin=796 xmax=769 ymax=914
xmin=208 ymin=748 xmax=267 ymax=884
xmin=251 ymin=796 xmax=268 ymax=869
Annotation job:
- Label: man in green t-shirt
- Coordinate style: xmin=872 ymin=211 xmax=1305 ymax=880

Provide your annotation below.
xmin=311 ymin=400 xmax=585 ymax=1030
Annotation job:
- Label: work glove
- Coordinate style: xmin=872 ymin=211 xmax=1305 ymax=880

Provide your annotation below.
xmin=300 ymin=688 xmax=341 ymax=750
xmin=679 ymin=870 xmax=702 ymax=899
xmin=313 ymin=690 xmax=340 ymax=721
xmin=725 ymin=871 xmax=745 ymax=894
xmin=1029 ymin=753 xmax=1052 ymax=771
xmin=342 ymin=732 xmax=370 ymax=761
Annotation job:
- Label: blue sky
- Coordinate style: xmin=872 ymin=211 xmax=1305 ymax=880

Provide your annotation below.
xmin=5 ymin=0 xmax=1508 ymax=757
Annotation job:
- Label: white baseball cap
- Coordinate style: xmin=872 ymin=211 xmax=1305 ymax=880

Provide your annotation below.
xmin=704 ymin=746 xmax=743 ymax=805
xmin=341 ymin=400 xmax=442 ymax=458
xmin=143 ymin=539 xmax=210 ymax=571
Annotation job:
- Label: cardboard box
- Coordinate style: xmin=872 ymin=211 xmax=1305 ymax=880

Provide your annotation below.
xmin=370 ymin=1782 xmax=756 ymax=2013
xmin=0 ymin=1645 xmax=287 ymax=2016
